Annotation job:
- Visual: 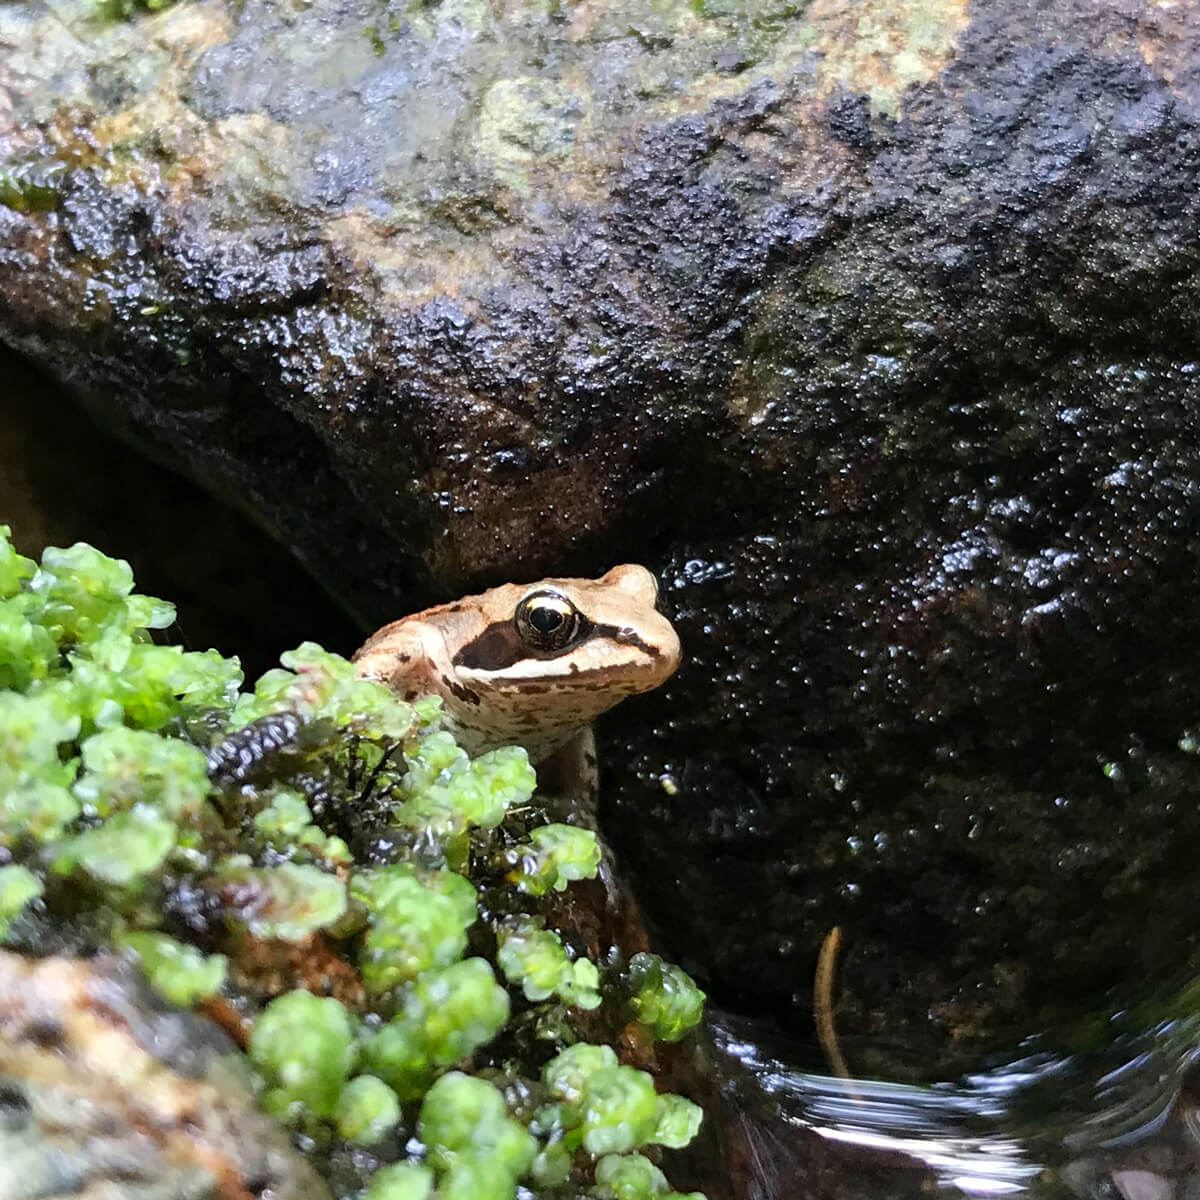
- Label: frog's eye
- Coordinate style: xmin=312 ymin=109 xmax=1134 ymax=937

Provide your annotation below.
xmin=515 ymin=589 xmax=584 ymax=652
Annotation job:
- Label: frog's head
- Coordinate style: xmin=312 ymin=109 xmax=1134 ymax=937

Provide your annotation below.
xmin=354 ymin=564 xmax=681 ymax=762
xmin=350 ymin=564 xmax=681 ymax=758
xmin=439 ymin=564 xmax=680 ymax=760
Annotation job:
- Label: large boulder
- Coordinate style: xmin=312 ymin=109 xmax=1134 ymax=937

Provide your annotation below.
xmin=3 ymin=0 xmax=1200 ymax=1069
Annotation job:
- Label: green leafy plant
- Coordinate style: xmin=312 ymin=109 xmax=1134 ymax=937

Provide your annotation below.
xmin=0 ymin=526 xmax=707 ymax=1200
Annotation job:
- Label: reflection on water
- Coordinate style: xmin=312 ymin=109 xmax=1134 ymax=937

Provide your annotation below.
xmin=712 ymin=1007 xmax=1200 ymax=1200
xmin=809 ymin=1079 xmax=1037 ymax=1194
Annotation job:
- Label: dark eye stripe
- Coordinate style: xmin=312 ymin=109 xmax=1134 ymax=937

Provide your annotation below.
xmin=452 ymin=621 xmax=524 ymax=671
xmin=453 ymin=616 xmax=593 ymax=671
xmin=589 ymin=623 xmax=662 ymax=659
xmin=452 ymin=617 xmax=661 ymax=673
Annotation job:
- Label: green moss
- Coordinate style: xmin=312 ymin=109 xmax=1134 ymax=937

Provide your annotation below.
xmin=653 ymin=1093 xmax=705 ymax=1150
xmin=30 ymin=543 xmax=172 ymax=645
xmin=393 ymin=734 xmax=536 ymax=837
xmin=0 ymin=534 xmax=37 ymax=596
xmin=0 ymin=866 xmax=43 ymax=937
xmin=496 ymin=918 xmax=601 ymax=1009
xmin=528 ymin=1140 xmax=572 ymax=1187
xmin=218 ymin=861 xmax=349 ymax=941
xmin=54 ymin=804 xmax=178 ymax=886
xmin=75 ymin=726 xmax=211 ymax=819
xmin=627 ymin=953 xmax=705 ymax=1043
xmin=507 ymin=822 xmax=601 ymax=895
xmin=120 ymin=931 xmax=227 ymax=1006
xmin=0 ymin=525 xmax=708 ymax=1199
xmin=0 ymin=601 xmax=57 ymax=690
xmin=365 ymin=958 xmax=510 ymax=1100
xmin=249 ymin=990 xmax=358 ymax=1121
xmin=364 ymin=1163 xmax=434 ymax=1200
xmin=0 ymin=162 xmax=64 ymax=214
xmin=335 ymin=1074 xmax=402 ymax=1144
xmin=419 ymin=1072 xmax=536 ymax=1187
xmin=233 ymin=641 xmax=417 ymax=741
xmin=595 ymin=1153 xmax=669 ymax=1198
xmin=94 ymin=0 xmax=183 ymax=21
xmin=541 ymin=1042 xmax=619 ymax=1098
xmin=594 ymin=1153 xmax=704 ymax=1200
xmin=535 ymin=1045 xmax=702 ymax=1159
xmin=351 ymin=864 xmax=477 ymax=992
xmin=576 ymin=1067 xmax=660 ymax=1155
xmin=0 ymin=689 xmax=83 ymax=841
xmin=363 ymin=24 xmax=387 ymax=56
xmin=253 ymin=789 xmax=350 ymax=862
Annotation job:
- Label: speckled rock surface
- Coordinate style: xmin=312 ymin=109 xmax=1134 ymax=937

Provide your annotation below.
xmin=0 ymin=951 xmax=329 ymax=1200
xmin=4 ymin=0 xmax=1200 ymax=1070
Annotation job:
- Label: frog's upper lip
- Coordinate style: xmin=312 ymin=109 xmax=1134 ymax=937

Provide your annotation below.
xmin=460 ymin=656 xmax=667 ymax=682
xmin=460 ymin=642 xmax=680 ymax=688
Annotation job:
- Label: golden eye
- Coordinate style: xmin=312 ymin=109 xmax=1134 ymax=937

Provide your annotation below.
xmin=515 ymin=589 xmax=583 ymax=651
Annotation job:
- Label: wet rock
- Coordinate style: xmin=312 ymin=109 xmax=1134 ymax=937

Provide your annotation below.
xmin=0 ymin=349 xmax=359 ymax=679
xmin=0 ymin=951 xmax=329 ymax=1200
xmin=4 ymin=0 xmax=1200 ymax=1070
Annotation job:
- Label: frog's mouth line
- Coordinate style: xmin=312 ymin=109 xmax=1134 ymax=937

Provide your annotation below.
xmin=457 ymin=660 xmax=658 ymax=687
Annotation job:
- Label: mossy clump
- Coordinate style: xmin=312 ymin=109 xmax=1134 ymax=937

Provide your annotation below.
xmin=536 ymin=1045 xmax=702 ymax=1158
xmin=0 ymin=865 xmax=43 ymax=938
xmin=497 ymin=918 xmax=602 ymax=1009
xmin=118 ymin=930 xmax=228 ymax=1007
xmin=250 ymin=989 xmax=360 ymax=1121
xmin=351 ymin=864 xmax=479 ymax=993
xmin=361 ymin=957 xmax=511 ymax=1101
xmin=0 ymin=527 xmax=707 ymax=1200
xmin=506 ymin=822 xmax=602 ymax=895
xmin=626 ymin=954 xmax=706 ymax=1045
xmin=0 ymin=160 xmax=65 ymax=214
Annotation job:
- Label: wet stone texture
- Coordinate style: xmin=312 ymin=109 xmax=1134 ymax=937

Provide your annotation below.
xmin=0 ymin=952 xmax=329 ymax=1200
xmin=3 ymin=0 xmax=1200 ymax=1072
xmin=0 ymin=349 xmax=360 ymax=678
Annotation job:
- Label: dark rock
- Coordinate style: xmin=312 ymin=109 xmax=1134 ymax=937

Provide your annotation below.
xmin=3 ymin=0 xmax=1200 ymax=1076
xmin=0 ymin=350 xmax=360 ymax=679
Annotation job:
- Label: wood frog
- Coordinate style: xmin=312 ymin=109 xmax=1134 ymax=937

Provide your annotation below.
xmin=352 ymin=564 xmax=681 ymax=796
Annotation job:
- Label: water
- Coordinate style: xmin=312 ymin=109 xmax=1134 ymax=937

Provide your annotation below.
xmin=710 ymin=1000 xmax=1200 ymax=1200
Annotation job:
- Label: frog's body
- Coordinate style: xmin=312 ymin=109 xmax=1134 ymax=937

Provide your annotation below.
xmin=352 ymin=565 xmax=681 ymax=780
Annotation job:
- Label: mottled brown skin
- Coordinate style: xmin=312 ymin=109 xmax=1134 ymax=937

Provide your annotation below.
xmin=352 ymin=564 xmax=681 ymax=767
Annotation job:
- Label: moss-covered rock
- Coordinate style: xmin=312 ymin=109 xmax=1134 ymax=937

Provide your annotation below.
xmin=0 ymin=527 xmax=711 ymax=1200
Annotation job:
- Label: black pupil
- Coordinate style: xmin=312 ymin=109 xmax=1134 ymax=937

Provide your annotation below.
xmin=530 ymin=605 xmax=565 ymax=634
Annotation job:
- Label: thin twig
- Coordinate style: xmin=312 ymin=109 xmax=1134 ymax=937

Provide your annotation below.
xmin=358 ymin=741 xmax=403 ymax=805
xmin=814 ymin=925 xmax=862 ymax=1098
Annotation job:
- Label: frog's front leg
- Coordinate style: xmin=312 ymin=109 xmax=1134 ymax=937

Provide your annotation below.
xmin=535 ymin=726 xmax=632 ymax=910
xmin=534 ymin=727 xmax=600 ymax=821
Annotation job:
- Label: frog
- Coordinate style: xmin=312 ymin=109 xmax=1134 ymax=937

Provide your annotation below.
xmin=351 ymin=564 xmax=681 ymax=798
